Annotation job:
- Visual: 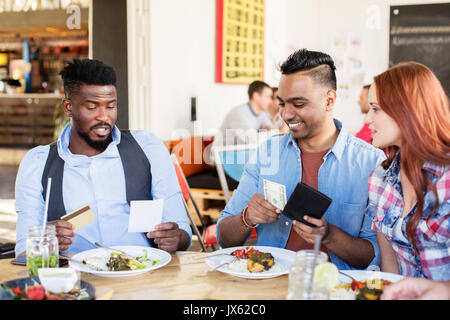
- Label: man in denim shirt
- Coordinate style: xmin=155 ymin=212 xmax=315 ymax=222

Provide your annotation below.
xmin=217 ymin=49 xmax=385 ymax=270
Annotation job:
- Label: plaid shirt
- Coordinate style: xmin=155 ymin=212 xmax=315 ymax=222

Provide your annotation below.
xmin=366 ymin=153 xmax=450 ymax=280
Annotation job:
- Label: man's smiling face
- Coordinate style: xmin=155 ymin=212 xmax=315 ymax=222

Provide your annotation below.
xmin=277 ymin=73 xmax=330 ymax=140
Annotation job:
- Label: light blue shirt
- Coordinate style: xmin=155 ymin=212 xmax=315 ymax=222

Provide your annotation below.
xmin=15 ymin=123 xmax=192 ymax=256
xmin=217 ymin=119 xmax=386 ymax=270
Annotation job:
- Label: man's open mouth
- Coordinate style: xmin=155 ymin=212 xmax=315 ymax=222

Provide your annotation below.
xmin=91 ymin=124 xmax=112 ymax=136
xmin=287 ymin=122 xmax=304 ymax=129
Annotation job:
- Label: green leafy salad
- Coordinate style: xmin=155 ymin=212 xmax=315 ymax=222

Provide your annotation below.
xmin=84 ymin=249 xmax=160 ymax=271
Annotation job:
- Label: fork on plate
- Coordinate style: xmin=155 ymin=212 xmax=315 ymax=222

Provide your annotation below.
xmin=206 ymin=256 xmax=237 ymax=273
xmin=338 ymin=271 xmax=358 ymax=282
xmin=94 ymin=242 xmax=135 ymax=259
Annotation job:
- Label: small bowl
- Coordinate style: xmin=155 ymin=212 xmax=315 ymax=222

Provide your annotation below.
xmin=38 ymin=268 xmax=79 ymax=293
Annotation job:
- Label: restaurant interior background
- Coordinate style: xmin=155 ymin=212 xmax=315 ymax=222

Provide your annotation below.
xmin=0 ymin=0 xmax=449 ymax=247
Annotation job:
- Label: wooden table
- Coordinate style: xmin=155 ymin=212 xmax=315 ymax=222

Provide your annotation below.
xmin=0 ymin=252 xmax=289 ymax=300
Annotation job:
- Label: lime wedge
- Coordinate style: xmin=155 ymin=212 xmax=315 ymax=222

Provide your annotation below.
xmin=313 ymin=262 xmax=339 ymax=290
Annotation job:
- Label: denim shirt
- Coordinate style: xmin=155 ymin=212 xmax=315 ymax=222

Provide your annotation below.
xmin=217 ymin=119 xmax=386 ymax=270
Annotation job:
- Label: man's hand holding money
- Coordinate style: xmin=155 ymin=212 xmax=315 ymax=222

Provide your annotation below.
xmin=245 ymin=193 xmax=281 ymax=226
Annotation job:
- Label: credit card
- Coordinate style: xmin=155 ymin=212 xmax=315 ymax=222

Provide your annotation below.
xmin=61 ymin=205 xmax=95 ymax=230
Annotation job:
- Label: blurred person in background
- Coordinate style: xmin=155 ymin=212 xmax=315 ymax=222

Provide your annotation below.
xmin=212 ymin=80 xmax=274 ymax=149
xmin=355 ymin=84 xmax=372 ymax=143
xmin=268 ymin=87 xmax=289 ymax=134
xmin=365 ymin=61 xmax=450 ymax=280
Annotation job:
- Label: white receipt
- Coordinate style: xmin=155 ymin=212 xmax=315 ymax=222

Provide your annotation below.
xmin=128 ymin=199 xmax=164 ymax=232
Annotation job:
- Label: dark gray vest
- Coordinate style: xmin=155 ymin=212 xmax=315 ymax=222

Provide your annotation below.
xmin=41 ymin=131 xmax=153 ymax=221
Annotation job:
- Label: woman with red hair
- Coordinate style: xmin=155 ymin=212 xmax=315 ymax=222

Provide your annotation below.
xmin=365 ymin=61 xmax=450 ymax=280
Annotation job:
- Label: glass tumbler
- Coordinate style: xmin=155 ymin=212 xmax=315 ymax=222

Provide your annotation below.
xmin=286 ymin=249 xmax=329 ymax=300
xmin=26 ymin=225 xmax=59 ymax=277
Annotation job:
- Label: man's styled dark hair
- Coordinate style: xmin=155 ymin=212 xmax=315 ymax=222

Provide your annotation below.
xmin=279 ymin=49 xmax=337 ymax=91
xmin=59 ymin=59 xmax=117 ymax=98
xmin=248 ymin=80 xmax=271 ymax=100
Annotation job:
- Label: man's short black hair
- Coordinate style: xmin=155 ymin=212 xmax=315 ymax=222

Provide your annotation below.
xmin=59 ymin=59 xmax=117 ymax=98
xmin=278 ymin=49 xmax=337 ymax=91
xmin=248 ymin=80 xmax=271 ymax=100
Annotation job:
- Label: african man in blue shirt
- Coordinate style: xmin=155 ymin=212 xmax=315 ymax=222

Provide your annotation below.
xmin=15 ymin=59 xmax=191 ymax=257
xmin=217 ymin=49 xmax=385 ymax=270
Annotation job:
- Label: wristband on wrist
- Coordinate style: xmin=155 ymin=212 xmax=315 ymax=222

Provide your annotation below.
xmin=321 ymin=224 xmax=331 ymax=243
xmin=241 ymin=207 xmax=259 ymax=229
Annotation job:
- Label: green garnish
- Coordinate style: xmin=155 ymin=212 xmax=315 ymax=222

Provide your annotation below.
xmin=27 ymin=255 xmax=59 ymax=277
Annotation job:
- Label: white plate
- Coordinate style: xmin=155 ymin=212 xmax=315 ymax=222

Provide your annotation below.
xmin=338 ymin=270 xmax=404 ymax=284
xmin=205 ymin=246 xmax=296 ymax=279
xmin=69 ymin=246 xmax=171 ymax=278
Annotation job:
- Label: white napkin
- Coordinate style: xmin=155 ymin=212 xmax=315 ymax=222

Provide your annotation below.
xmin=128 ymin=199 xmax=164 ymax=232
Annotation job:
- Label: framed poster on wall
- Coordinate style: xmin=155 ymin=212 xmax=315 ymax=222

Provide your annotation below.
xmin=216 ymin=0 xmax=265 ymax=84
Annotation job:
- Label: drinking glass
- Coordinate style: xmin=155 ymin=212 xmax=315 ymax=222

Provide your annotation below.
xmin=286 ymin=249 xmax=329 ymax=300
xmin=26 ymin=225 xmax=59 ymax=277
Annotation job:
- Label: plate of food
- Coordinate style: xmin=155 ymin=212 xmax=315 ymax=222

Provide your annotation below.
xmin=68 ymin=246 xmax=171 ymax=278
xmin=330 ymin=270 xmax=404 ymax=300
xmin=205 ymin=246 xmax=296 ymax=279
xmin=0 ymin=276 xmax=94 ymax=300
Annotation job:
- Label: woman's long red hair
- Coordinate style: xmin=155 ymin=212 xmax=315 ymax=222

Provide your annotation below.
xmin=374 ymin=62 xmax=450 ymax=254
